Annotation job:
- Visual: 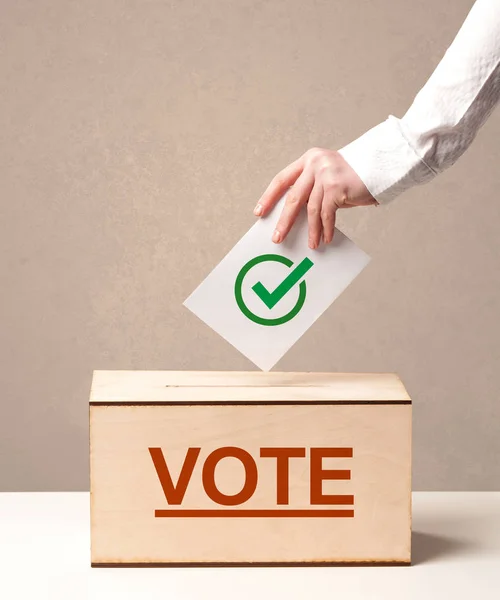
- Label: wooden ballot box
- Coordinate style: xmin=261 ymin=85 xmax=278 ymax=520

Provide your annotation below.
xmin=89 ymin=371 xmax=412 ymax=566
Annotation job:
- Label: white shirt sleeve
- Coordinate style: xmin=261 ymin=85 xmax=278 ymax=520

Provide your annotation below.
xmin=337 ymin=0 xmax=500 ymax=204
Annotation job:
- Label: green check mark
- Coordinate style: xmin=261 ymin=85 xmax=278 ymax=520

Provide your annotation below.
xmin=252 ymin=257 xmax=314 ymax=309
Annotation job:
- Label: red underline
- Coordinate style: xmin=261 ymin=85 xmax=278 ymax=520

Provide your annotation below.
xmin=155 ymin=509 xmax=354 ymax=518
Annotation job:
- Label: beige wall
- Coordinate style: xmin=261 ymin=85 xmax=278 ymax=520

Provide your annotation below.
xmin=1 ymin=0 xmax=499 ymax=491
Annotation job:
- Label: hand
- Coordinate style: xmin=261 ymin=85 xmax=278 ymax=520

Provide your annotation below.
xmin=253 ymin=147 xmax=378 ymax=249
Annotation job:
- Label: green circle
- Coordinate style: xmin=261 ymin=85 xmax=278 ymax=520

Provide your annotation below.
xmin=234 ymin=254 xmax=307 ymax=326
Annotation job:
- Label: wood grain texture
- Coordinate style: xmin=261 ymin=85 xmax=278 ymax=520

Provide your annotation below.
xmin=90 ymin=371 xmax=412 ymax=566
xmin=90 ymin=370 xmax=411 ymax=403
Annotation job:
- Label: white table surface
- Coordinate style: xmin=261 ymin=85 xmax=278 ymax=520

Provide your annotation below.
xmin=1 ymin=492 xmax=499 ymax=600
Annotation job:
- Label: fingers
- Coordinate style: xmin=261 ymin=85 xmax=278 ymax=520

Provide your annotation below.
xmin=273 ymin=171 xmax=314 ymax=243
xmin=321 ymin=185 xmax=342 ymax=244
xmin=254 ymin=156 xmax=304 ymax=218
xmin=322 ymin=208 xmax=336 ymax=244
xmin=307 ymin=180 xmax=324 ymax=249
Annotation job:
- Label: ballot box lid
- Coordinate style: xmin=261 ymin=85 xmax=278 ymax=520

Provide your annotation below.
xmin=89 ymin=371 xmax=411 ymax=405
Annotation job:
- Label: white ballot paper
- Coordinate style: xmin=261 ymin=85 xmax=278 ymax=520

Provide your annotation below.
xmin=184 ymin=193 xmax=370 ymax=371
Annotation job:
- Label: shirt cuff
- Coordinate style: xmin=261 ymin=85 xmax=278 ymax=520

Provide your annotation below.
xmin=337 ymin=115 xmax=437 ymax=204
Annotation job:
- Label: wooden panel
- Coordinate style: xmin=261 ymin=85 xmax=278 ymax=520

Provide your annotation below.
xmin=90 ymin=371 xmax=410 ymax=403
xmin=90 ymin=389 xmax=412 ymax=565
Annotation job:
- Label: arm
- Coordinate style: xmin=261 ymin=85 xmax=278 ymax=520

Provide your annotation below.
xmin=255 ymin=0 xmax=500 ymax=247
xmin=338 ymin=0 xmax=500 ymax=203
